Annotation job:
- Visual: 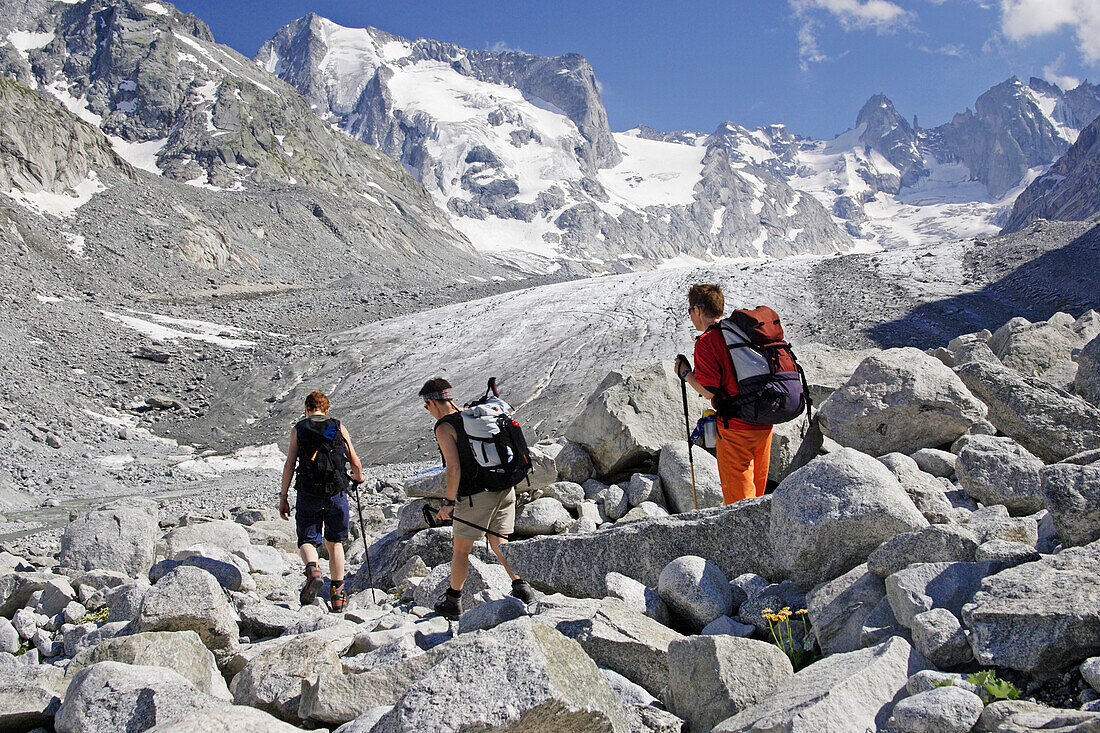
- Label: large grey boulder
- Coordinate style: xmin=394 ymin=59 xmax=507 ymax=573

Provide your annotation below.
xmin=770 ymin=449 xmax=928 ymax=588
xmin=136 ymin=566 xmax=240 ymax=667
xmin=514 ymin=497 xmax=572 ymax=536
xmin=527 ymin=442 xmax=560 ymax=491
xmin=886 ymin=561 xmax=1000 ymax=628
xmin=457 ymin=596 xmax=528 ymax=634
xmin=146 ymin=706 xmax=305 ymax=732
xmin=412 ymin=556 xmax=512 ymax=611
xmin=150 ymin=549 xmax=253 ymax=592
xmin=554 ymin=442 xmax=595 ymax=484
xmin=161 ymin=520 xmax=251 ymax=558
xmin=860 ymin=597 xmax=909 ymax=649
xmin=889 ymin=686 xmax=984 ymax=733
xmin=911 ymin=448 xmax=958 ymax=478
xmin=956 ymin=359 xmax=1100 ymax=462
xmin=817 ymin=348 xmax=987 ymax=456
xmin=69 ymin=630 xmax=230 ymax=699
xmin=797 ymin=342 xmax=880 ymax=403
xmin=657 ymin=555 xmax=733 ymax=631
xmin=665 ymin=635 xmax=793 ymax=733
xmin=299 ymin=644 xmax=453 ymax=725
xmin=1041 ymin=463 xmax=1100 ymax=546
xmin=994 ymin=319 xmax=1083 ymax=376
xmin=501 ymin=498 xmax=779 ymax=599
xmin=806 ymin=564 xmax=887 ymax=655
xmin=910 ymin=608 xmax=973 ymax=669
xmin=1077 ymin=334 xmax=1100 ymax=407
xmin=868 ymin=525 xmax=980 ymax=578
xmin=533 ymin=594 xmax=682 ymax=697
xmin=372 ymin=617 xmax=631 ymax=732
xmin=0 ymin=570 xmax=57 ymax=616
xmin=605 ymin=571 xmax=670 ymax=626
xmin=963 ymin=504 xmax=1039 ymax=546
xmin=963 ymin=538 xmax=1100 ymax=672
xmin=565 ymin=363 xmax=690 ymax=475
xmin=0 ymin=662 xmax=65 ymax=731
xmin=768 ymin=414 xmax=817 ymax=484
xmin=955 ymin=435 xmax=1046 ymax=515
xmin=541 ymin=481 xmax=585 ymax=509
xmin=712 ymin=636 xmax=932 ymax=732
xmin=60 ymin=507 xmax=159 ymax=577
xmin=56 ymin=661 xmax=223 ymax=733
xmin=658 ymin=441 xmax=723 ymax=513
xmin=230 ymin=632 xmax=343 ymax=722
xmin=877 ymin=453 xmax=956 ymax=523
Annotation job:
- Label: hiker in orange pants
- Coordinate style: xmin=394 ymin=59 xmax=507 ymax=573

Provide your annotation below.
xmin=676 ymin=284 xmax=773 ymax=505
xmin=716 ymin=421 xmax=772 ymax=502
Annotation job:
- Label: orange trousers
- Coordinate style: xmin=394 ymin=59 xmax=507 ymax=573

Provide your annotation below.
xmin=716 ymin=423 xmax=773 ymax=504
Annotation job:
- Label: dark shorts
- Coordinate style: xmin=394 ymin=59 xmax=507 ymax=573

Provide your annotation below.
xmin=294 ymin=491 xmax=349 ymax=546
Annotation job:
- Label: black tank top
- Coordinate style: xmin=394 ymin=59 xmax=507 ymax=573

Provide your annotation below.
xmin=436 ymin=412 xmax=481 ymax=497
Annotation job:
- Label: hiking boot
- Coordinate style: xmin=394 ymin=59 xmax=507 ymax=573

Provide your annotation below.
xmin=299 ymin=564 xmax=324 ymax=607
xmin=510 ymin=579 xmax=535 ymax=604
xmin=330 ymin=584 xmax=348 ymax=613
xmin=434 ymin=587 xmax=461 ymax=619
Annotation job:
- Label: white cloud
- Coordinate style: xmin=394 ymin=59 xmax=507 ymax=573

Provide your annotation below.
xmin=1043 ymin=55 xmax=1082 ymax=90
xmin=791 ymin=0 xmax=912 ymax=31
xmin=790 ymin=0 xmax=911 ymax=70
xmin=487 ymin=41 xmax=525 ymax=54
xmin=917 ymin=42 xmax=967 ymax=56
xmin=797 ymin=19 xmax=830 ymax=70
xmin=999 ymin=0 xmax=1100 ymax=65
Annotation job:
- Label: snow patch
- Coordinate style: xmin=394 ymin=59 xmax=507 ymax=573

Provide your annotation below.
xmin=143 ymin=2 xmax=169 ymax=15
xmin=176 ymin=443 xmax=285 ymax=477
xmin=7 ymin=30 xmax=53 ymax=59
xmin=5 ymin=171 xmax=105 ymax=218
xmin=601 ymin=133 xmax=705 ymax=208
xmin=107 ymin=136 xmax=167 ymax=175
xmin=100 ymin=310 xmax=256 ymax=348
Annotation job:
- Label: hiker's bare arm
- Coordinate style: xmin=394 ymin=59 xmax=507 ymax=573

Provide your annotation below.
xmin=435 ymin=423 xmax=461 ymax=520
xmin=340 ymin=425 xmax=364 ymax=483
xmin=675 ymin=356 xmax=714 ymax=399
xmin=280 ymin=429 xmax=297 ymax=519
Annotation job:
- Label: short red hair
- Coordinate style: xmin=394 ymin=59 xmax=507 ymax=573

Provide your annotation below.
xmin=304 ymin=391 xmax=330 ymax=413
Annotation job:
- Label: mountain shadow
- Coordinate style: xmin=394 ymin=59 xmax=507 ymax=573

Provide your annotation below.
xmin=866 ymin=222 xmax=1100 ymax=349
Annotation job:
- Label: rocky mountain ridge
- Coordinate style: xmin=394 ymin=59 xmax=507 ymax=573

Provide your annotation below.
xmin=258 ymin=14 xmax=852 ymax=272
xmin=257 ymin=10 xmax=1100 ymax=259
xmin=1001 ymin=113 xmax=1100 ymax=233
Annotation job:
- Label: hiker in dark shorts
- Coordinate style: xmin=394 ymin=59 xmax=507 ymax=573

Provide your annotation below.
xmin=420 ymin=377 xmax=535 ymax=618
xmin=280 ymin=390 xmax=363 ymax=613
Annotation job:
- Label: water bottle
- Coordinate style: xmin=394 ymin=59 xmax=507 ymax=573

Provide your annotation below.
xmin=700 ymin=410 xmax=718 ymax=450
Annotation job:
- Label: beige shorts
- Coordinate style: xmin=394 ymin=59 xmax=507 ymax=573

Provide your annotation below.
xmin=453 ymin=488 xmax=516 ymax=541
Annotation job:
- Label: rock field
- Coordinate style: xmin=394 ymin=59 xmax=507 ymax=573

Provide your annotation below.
xmin=3 ymin=294 xmax=1100 ymax=732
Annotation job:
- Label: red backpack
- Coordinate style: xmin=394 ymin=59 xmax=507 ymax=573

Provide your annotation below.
xmin=715 ymin=307 xmax=810 ymax=426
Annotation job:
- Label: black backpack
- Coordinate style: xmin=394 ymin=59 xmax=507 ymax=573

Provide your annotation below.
xmin=295 ymin=418 xmax=349 ymax=497
xmin=459 ymin=378 xmax=532 ymax=494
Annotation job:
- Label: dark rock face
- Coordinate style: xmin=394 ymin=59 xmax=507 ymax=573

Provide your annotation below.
xmin=1002 ymin=115 xmax=1100 ymax=233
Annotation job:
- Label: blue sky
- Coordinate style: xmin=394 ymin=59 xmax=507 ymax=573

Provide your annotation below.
xmin=171 ymin=0 xmax=1099 ymax=140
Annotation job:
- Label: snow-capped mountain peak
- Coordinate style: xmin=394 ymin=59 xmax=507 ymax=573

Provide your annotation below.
xmin=258 ymin=15 xmax=850 ymax=272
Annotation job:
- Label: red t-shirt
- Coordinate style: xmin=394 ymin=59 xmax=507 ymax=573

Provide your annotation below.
xmin=693 ymin=324 xmax=770 ymax=431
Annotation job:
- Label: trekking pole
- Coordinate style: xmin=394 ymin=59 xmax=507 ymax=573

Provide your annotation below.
xmin=677 ymin=355 xmax=699 ymax=511
xmin=422 ymin=503 xmax=510 ymax=540
xmin=350 ymin=478 xmax=378 ymax=603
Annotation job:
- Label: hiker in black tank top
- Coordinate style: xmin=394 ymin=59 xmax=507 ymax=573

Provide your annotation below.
xmin=419 ymin=377 xmax=535 ymax=618
xmin=434 ymin=412 xmax=481 ymax=497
